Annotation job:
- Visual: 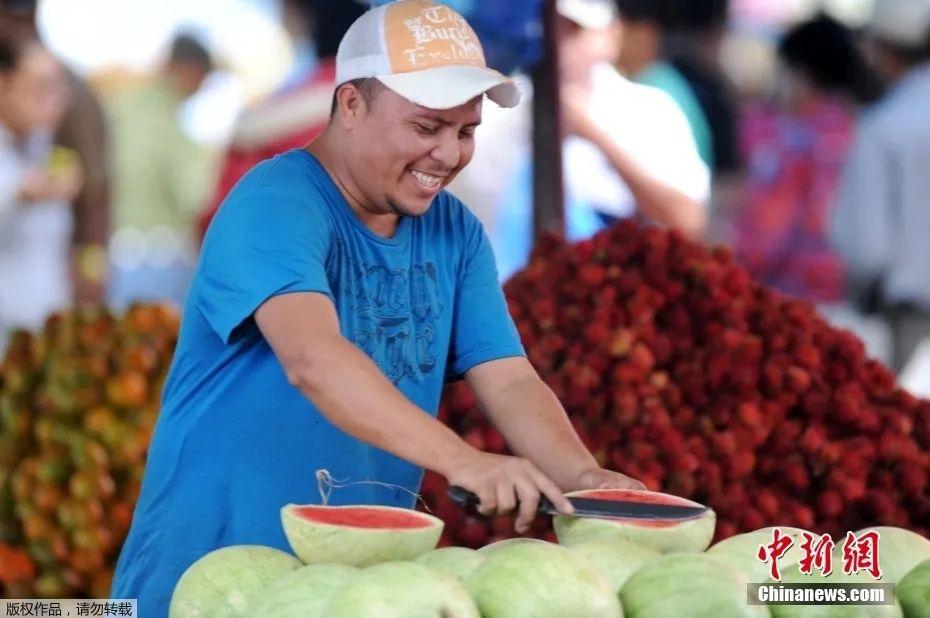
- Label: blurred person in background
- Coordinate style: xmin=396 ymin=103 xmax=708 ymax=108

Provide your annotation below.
xmin=448 ymin=0 xmax=711 ymax=280
xmin=663 ymin=0 xmax=740 ymax=179
xmin=0 ymin=25 xmax=80 ymax=342
xmin=557 ymin=0 xmax=710 ymax=241
xmin=106 ymin=32 xmax=217 ymax=310
xmin=660 ymin=0 xmax=744 ymax=243
xmin=613 ymin=0 xmax=714 ymax=168
xmin=731 ymin=14 xmax=880 ymax=306
xmin=1 ymin=0 xmax=111 ymax=307
xmin=196 ymin=0 xmax=366 ymax=239
xmin=831 ymin=0 xmax=930 ymax=372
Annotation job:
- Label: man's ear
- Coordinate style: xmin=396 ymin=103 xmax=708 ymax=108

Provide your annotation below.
xmin=335 ymin=83 xmax=367 ymax=130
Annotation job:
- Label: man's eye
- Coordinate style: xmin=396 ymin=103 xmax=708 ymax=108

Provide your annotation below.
xmin=416 ymin=123 xmax=439 ymax=135
xmin=460 ymin=129 xmax=475 ymax=139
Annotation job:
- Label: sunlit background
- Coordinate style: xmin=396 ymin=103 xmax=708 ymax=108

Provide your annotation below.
xmin=33 ymin=0 xmax=875 ymax=149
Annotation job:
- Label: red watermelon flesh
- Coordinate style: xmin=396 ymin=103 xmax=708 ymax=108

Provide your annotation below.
xmin=292 ymin=506 xmax=435 ymax=529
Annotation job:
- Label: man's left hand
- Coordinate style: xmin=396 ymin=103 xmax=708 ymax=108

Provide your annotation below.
xmin=569 ymin=467 xmax=646 ymax=492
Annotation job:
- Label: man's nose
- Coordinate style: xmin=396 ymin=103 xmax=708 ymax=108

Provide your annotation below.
xmin=430 ymin=132 xmax=461 ymax=170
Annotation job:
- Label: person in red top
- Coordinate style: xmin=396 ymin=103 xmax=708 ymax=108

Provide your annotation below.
xmin=732 ymin=14 xmax=880 ymax=304
xmin=197 ymin=1 xmax=365 ymax=240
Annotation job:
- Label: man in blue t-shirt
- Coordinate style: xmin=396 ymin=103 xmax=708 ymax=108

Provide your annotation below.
xmin=112 ymin=1 xmax=643 ymax=614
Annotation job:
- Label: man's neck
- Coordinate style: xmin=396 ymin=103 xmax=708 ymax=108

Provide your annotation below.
xmin=305 ymin=134 xmax=400 ymax=238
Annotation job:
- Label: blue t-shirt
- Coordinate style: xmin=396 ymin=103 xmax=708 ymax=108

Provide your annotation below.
xmin=111 ymin=148 xmax=525 ymax=615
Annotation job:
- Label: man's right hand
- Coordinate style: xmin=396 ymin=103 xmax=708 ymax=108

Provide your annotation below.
xmin=445 ymin=450 xmax=574 ymax=534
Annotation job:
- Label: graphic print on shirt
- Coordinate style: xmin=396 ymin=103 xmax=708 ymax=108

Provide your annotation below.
xmin=329 ymin=239 xmax=444 ymax=384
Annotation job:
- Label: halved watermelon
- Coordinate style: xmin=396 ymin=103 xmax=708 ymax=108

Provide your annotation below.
xmin=553 ymin=489 xmax=716 ymax=553
xmin=281 ymin=503 xmax=444 ymax=567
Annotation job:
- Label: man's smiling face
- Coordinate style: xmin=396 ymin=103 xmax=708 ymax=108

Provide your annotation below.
xmin=343 ymin=82 xmax=483 ymax=219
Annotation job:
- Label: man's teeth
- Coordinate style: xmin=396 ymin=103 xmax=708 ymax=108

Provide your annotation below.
xmin=411 ymin=170 xmax=441 ymax=189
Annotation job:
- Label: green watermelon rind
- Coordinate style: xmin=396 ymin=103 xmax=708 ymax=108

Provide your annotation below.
xmin=414 ymin=546 xmax=486 ymax=580
xmin=281 ymin=503 xmax=444 ymax=567
xmin=569 ymin=535 xmax=662 ymax=593
xmin=554 ymin=489 xmax=716 ymax=553
xmin=325 ymin=560 xmax=480 ymax=617
xmin=897 ymin=558 xmax=930 ymax=618
xmin=465 ymin=540 xmax=623 ymax=618
xmin=246 ymin=563 xmax=359 ymax=617
xmin=619 ymin=553 xmax=768 ymax=618
xmin=168 ymin=545 xmax=302 ymax=618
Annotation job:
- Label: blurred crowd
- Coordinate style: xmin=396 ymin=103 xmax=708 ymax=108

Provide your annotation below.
xmin=1 ymin=0 xmax=930 ymax=378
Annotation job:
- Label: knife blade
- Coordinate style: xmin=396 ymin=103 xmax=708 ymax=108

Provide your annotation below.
xmin=447 ymin=486 xmax=709 ymax=521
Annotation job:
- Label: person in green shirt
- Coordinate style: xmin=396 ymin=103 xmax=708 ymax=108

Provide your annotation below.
xmin=613 ymin=0 xmax=715 ymax=169
xmin=105 ymin=33 xmax=217 ymax=309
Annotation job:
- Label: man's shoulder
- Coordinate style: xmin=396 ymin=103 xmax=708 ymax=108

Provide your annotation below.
xmin=231 ymin=149 xmax=320 ymax=196
xmin=214 ymin=149 xmax=333 ymax=226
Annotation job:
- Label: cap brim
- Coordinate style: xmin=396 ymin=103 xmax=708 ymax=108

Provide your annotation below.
xmin=376 ymin=65 xmax=522 ymax=110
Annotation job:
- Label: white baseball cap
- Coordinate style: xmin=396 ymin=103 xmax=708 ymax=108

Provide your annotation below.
xmin=335 ymin=0 xmax=521 ymax=110
xmin=556 ymin=0 xmax=618 ymax=30
xmin=869 ymin=0 xmax=930 ymax=48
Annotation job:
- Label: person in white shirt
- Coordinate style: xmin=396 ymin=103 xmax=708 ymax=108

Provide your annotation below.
xmin=448 ymin=0 xmax=710 ymax=280
xmin=0 ymin=26 xmax=80 ymax=340
xmin=831 ymin=0 xmax=930 ymax=371
xmin=557 ymin=0 xmax=711 ymax=242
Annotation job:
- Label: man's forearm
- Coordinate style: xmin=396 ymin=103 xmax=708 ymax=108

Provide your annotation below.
xmin=476 ymin=375 xmax=597 ymax=490
xmin=588 ymin=127 xmax=707 ymax=240
xmin=289 ymin=336 xmax=473 ymax=479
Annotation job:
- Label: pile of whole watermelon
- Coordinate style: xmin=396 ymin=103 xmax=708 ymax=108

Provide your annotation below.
xmin=0 ymin=304 xmax=179 ymax=598
xmin=168 ymin=497 xmax=930 ymax=617
xmin=423 ymin=221 xmax=930 ymax=548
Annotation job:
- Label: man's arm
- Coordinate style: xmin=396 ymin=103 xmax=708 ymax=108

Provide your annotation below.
xmin=466 ymin=356 xmax=644 ymax=492
xmin=255 ymin=292 xmax=573 ymax=531
xmin=256 ymin=291 xmax=471 ymax=476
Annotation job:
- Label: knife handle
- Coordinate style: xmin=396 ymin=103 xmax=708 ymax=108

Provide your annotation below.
xmin=447 ymin=486 xmax=556 ymax=515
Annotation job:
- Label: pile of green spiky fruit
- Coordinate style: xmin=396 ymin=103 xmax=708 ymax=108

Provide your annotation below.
xmin=0 ymin=304 xmax=179 ymax=598
xmin=169 ymin=494 xmax=930 ymax=617
xmin=423 ymin=220 xmax=930 ymax=549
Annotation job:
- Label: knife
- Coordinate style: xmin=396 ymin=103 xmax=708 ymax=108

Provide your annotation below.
xmin=447 ymin=486 xmax=709 ymax=521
